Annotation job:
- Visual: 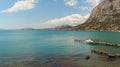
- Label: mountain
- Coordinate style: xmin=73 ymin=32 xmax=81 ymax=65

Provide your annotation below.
xmin=69 ymin=0 xmax=120 ymax=32
xmin=21 ymin=28 xmax=35 ymax=30
xmin=55 ymin=25 xmax=72 ymax=30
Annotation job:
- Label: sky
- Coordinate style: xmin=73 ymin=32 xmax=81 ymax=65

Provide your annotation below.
xmin=0 ymin=0 xmax=103 ymax=29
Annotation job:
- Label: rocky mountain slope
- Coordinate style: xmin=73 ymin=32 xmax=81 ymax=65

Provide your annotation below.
xmin=68 ymin=0 xmax=120 ymax=32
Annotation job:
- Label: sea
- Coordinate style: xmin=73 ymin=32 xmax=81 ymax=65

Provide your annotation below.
xmin=0 ymin=30 xmax=120 ymax=67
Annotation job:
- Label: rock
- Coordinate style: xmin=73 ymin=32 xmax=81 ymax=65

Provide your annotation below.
xmin=70 ymin=0 xmax=120 ymax=32
xmin=84 ymin=55 xmax=90 ymax=60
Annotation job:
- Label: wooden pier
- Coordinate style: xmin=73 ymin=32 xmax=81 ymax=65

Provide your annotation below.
xmin=74 ymin=39 xmax=120 ymax=57
xmin=74 ymin=39 xmax=120 ymax=47
xmin=91 ymin=48 xmax=120 ymax=57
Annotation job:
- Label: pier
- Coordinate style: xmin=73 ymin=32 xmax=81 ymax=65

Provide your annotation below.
xmin=74 ymin=39 xmax=120 ymax=57
xmin=74 ymin=39 xmax=120 ymax=47
xmin=91 ymin=48 xmax=120 ymax=57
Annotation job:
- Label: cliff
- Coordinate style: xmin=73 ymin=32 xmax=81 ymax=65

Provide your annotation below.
xmin=68 ymin=0 xmax=120 ymax=32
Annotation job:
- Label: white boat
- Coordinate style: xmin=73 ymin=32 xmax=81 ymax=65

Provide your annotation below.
xmin=85 ymin=39 xmax=93 ymax=43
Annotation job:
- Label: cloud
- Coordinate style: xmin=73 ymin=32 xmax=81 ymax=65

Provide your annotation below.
xmin=36 ymin=14 xmax=90 ymax=28
xmin=1 ymin=0 xmax=37 ymax=13
xmin=71 ymin=0 xmax=100 ymax=11
xmin=64 ymin=0 xmax=100 ymax=11
xmin=80 ymin=0 xmax=100 ymax=11
xmin=64 ymin=0 xmax=78 ymax=6
xmin=79 ymin=6 xmax=90 ymax=11
xmin=32 ymin=0 xmax=100 ymax=29
xmin=85 ymin=0 xmax=100 ymax=7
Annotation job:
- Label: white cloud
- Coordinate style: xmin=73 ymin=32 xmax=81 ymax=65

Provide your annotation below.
xmin=80 ymin=0 xmax=100 ymax=11
xmin=64 ymin=0 xmax=78 ymax=6
xmin=79 ymin=6 xmax=90 ymax=11
xmin=36 ymin=14 xmax=90 ymax=28
xmin=1 ymin=0 xmax=37 ymax=13
xmin=33 ymin=0 xmax=100 ymax=28
xmin=64 ymin=0 xmax=100 ymax=11
xmin=85 ymin=0 xmax=100 ymax=7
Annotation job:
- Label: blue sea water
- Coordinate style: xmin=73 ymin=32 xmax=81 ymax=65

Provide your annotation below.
xmin=0 ymin=30 xmax=120 ymax=67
